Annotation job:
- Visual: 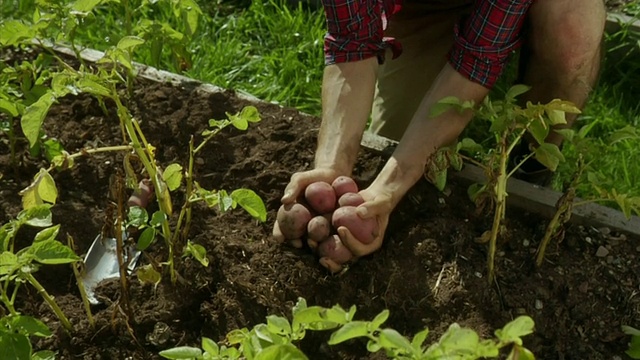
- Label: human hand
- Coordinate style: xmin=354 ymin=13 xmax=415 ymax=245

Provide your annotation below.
xmin=319 ymin=185 xmax=392 ymax=273
xmin=273 ymin=168 xmax=344 ymax=248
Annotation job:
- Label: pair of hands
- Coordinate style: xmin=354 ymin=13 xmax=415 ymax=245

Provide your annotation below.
xmin=272 ymin=167 xmax=393 ymax=273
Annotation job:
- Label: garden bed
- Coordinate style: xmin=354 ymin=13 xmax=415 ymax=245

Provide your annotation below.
xmin=1 ymin=50 xmax=639 ymax=359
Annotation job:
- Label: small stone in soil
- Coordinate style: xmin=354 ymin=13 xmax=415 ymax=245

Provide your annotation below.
xmin=596 ymin=246 xmax=609 ymax=257
xmin=523 ymin=239 xmax=530 ymax=247
xmin=535 ymin=300 xmax=543 ymax=310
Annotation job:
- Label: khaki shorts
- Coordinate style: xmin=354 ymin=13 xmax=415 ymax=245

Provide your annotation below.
xmin=369 ymin=0 xmax=473 ymax=141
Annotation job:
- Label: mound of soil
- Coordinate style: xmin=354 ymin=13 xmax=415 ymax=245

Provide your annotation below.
xmin=1 ymin=61 xmax=639 ymax=359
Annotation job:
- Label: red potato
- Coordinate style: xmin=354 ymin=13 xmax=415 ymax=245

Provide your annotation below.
xmin=307 ymin=215 xmax=332 ymax=244
xmin=276 ymin=203 xmax=312 ymax=240
xmin=338 ymin=192 xmax=364 ymax=207
xmin=332 ymin=206 xmax=378 ymax=244
xmin=331 ymin=176 xmax=358 ymax=198
xmin=127 ymin=179 xmax=154 ymax=208
xmin=304 ymin=181 xmax=336 ymax=214
xmin=318 ymin=234 xmax=353 ymax=265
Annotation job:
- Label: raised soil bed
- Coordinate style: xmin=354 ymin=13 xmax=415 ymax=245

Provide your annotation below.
xmin=1 ymin=45 xmax=640 ymax=359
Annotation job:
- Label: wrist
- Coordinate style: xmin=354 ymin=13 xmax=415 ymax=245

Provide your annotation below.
xmin=369 ymin=157 xmax=423 ymax=209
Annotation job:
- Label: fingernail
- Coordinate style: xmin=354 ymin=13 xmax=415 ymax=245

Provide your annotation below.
xmin=283 ymin=191 xmax=292 ymax=200
xmin=357 ymin=206 xmax=368 ymax=217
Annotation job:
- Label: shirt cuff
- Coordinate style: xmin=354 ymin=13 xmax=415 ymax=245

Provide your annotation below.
xmin=324 ymin=36 xmax=401 ymax=65
xmin=447 ymin=22 xmax=521 ymax=89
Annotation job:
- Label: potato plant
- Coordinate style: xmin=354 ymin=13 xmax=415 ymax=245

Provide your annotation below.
xmin=429 ymin=85 xmax=581 ymax=282
xmin=536 ymin=125 xmax=640 ymax=266
xmin=159 ymin=297 xmax=536 ymax=360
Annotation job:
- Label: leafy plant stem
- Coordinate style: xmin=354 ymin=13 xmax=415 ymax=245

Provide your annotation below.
xmin=114 ymin=93 xmax=176 ymax=283
xmin=488 ymin=139 xmax=509 ymax=283
xmin=68 ymin=235 xmax=95 ymax=328
xmin=1 ymin=286 xmax=18 ymax=316
xmin=22 ymin=272 xmax=73 ymax=331
xmin=172 ymin=137 xmax=195 ymax=246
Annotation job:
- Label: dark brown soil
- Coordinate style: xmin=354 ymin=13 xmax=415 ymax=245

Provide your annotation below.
xmin=1 ymin=55 xmax=640 ymax=360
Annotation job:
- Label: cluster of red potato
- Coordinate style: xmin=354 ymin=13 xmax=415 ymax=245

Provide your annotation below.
xmin=276 ymin=176 xmax=379 ymax=270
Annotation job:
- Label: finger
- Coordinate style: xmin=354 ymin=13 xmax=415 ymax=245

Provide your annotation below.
xmin=337 ymin=226 xmax=382 ymax=257
xmin=281 ymin=173 xmax=312 ymax=204
xmin=307 ymin=238 xmax=318 ymax=251
xmin=356 ymin=196 xmax=392 ymax=220
xmin=319 ymin=257 xmax=343 ymax=274
xmin=272 ymin=220 xmax=285 ymax=243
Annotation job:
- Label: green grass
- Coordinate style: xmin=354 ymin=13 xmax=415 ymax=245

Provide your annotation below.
xmin=1 ymin=0 xmax=639 ymax=202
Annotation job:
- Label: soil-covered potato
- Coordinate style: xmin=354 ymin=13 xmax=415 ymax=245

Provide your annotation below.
xmin=318 ymin=234 xmax=353 ymax=264
xmin=332 ymin=206 xmax=378 ymax=244
xmin=331 ymin=176 xmax=358 ymax=198
xmin=304 ymin=181 xmax=336 ymax=214
xmin=338 ymin=192 xmax=364 ymax=207
xmin=276 ymin=203 xmax=312 ymax=239
xmin=307 ymin=215 xmax=332 ymax=244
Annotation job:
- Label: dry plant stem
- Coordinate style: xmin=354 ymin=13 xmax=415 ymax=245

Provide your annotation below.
xmin=22 ymin=272 xmax=72 ymax=331
xmin=172 ymin=137 xmax=195 ymax=246
xmin=488 ymin=139 xmax=509 ymax=283
xmin=67 ymin=235 xmax=95 ymax=328
xmin=114 ymin=94 xmax=176 ymax=283
xmin=114 ymin=176 xmax=134 ymax=322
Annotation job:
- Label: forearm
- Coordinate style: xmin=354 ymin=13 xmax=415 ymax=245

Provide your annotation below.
xmin=372 ymin=63 xmax=490 ymax=207
xmin=315 ymin=57 xmax=378 ymax=174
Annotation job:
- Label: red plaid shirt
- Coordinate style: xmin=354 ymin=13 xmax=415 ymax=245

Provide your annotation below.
xmin=323 ymin=0 xmax=533 ymax=88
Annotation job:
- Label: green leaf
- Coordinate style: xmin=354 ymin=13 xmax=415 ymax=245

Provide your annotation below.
xmin=71 ymin=0 xmax=105 ymax=12
xmin=0 ymin=98 xmax=19 ymax=117
xmin=127 ymin=206 xmax=149 ymax=228
xmin=228 ymin=112 xmax=248 ymax=131
xmin=183 ymin=240 xmax=209 ymax=267
xmin=136 ymin=264 xmax=161 ymax=287
xmin=77 ymin=77 xmax=111 ymax=98
xmin=43 ymin=138 xmax=65 ymax=163
xmin=20 ymin=168 xmax=58 ymax=209
xmin=162 ymin=163 xmax=183 ymax=191
xmin=554 ymin=129 xmax=575 ymax=142
xmin=507 ymin=345 xmax=536 ymax=360
xmin=626 ymin=335 xmax=640 ymax=359
xmin=378 ymin=329 xmax=414 ymax=354
xmin=458 ymin=138 xmax=483 ymax=155
xmin=0 ymin=20 xmax=36 ymax=46
xmin=240 ymin=106 xmax=261 ymax=123
xmin=117 ymin=35 xmax=146 ymax=51
xmin=328 ymin=321 xmax=370 ymax=345
xmin=226 ymin=329 xmax=250 ymax=345
xmin=623 ymin=326 xmax=640 ymax=336
xmin=28 ymin=240 xmax=81 ymax=265
xmin=411 ymin=328 xmax=429 ymax=350
xmin=609 ymin=125 xmax=639 ymax=145
xmin=0 ymin=252 xmax=19 ymax=276
xmin=527 ymin=118 xmax=549 ymax=146
xmin=545 ymin=109 xmax=567 ymax=126
xmin=21 ymin=92 xmax=55 ymax=147
xmin=370 ymin=310 xmax=389 ymax=330
xmin=0 ymin=332 xmax=31 ymax=360
xmin=495 ymin=316 xmax=535 ymax=346
xmin=136 ymin=227 xmax=156 ymax=251
xmin=430 ymin=96 xmax=462 ymax=117
xmin=31 ymin=350 xmax=57 ymax=360
xmin=293 ymin=307 xmax=343 ymax=331
xmin=545 ymin=99 xmax=581 ymax=114
xmin=34 ymin=225 xmax=60 ymax=242
xmin=266 ymin=315 xmax=292 ymax=336
xmin=17 ymin=205 xmax=52 ymax=227
xmin=150 ymin=211 xmax=167 ymax=228
xmin=254 ymin=344 xmax=307 ymax=360
xmin=432 ymin=325 xmax=485 ymax=355
xmin=534 ymin=143 xmax=564 ymax=172
xmin=158 ymin=346 xmax=202 ymax=359
xmin=201 ymin=337 xmax=219 ymax=356
xmin=8 ymin=315 xmax=52 ymax=337
xmin=230 ymin=189 xmax=267 ymax=222
xmin=505 ymin=84 xmax=531 ymax=100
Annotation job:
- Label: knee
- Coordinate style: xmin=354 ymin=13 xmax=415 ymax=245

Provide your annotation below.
xmin=529 ymin=0 xmax=606 ymax=74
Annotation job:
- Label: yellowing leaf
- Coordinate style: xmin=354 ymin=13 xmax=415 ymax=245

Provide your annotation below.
xmin=162 ymin=163 xmax=183 ymax=191
xmin=534 ymin=143 xmax=564 ymax=172
xmin=117 ymin=35 xmax=145 ymax=51
xmin=136 ymin=264 xmax=161 ymax=287
xmin=19 ymin=169 xmax=58 ymax=209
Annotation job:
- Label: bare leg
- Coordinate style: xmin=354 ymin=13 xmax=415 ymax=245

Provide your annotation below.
xmin=519 ymin=0 xmax=606 ymax=146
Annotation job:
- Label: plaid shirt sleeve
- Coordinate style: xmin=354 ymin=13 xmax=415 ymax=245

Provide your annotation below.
xmin=448 ymin=0 xmax=533 ymax=88
xmin=322 ymin=0 xmax=402 ymax=65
